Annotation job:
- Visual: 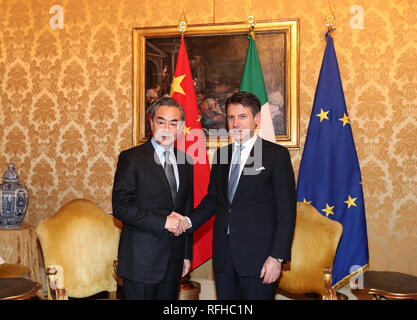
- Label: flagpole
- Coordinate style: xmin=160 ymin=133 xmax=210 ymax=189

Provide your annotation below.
xmin=176 ymin=8 xmax=196 ymax=290
xmin=173 ymin=9 xmax=213 ymax=292
xmin=323 ymin=13 xmax=370 ymax=292
xmin=296 ymin=9 xmax=369 ymax=293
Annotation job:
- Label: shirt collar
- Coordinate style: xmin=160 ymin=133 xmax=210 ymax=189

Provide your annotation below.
xmin=151 ymin=137 xmax=175 ymax=158
xmin=232 ymin=133 xmax=258 ymax=151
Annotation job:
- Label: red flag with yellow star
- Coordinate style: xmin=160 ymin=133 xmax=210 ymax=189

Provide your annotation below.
xmin=170 ymin=36 xmax=212 ymax=270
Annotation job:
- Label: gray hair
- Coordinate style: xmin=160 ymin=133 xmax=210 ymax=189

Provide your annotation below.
xmin=150 ymin=97 xmax=185 ymax=121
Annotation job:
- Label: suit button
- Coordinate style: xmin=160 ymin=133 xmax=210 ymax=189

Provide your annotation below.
xmin=228 ymin=209 xmax=232 ymax=213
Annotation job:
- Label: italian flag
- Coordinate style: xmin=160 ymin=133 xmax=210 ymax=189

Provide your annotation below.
xmin=239 ymin=33 xmax=276 ymax=143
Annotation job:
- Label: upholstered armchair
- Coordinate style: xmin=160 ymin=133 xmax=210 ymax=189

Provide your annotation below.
xmin=277 ymin=202 xmax=343 ymax=300
xmin=36 ymin=199 xmax=121 ymax=299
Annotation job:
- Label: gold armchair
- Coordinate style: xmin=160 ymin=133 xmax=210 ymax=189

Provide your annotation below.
xmin=277 ymin=202 xmax=343 ymax=300
xmin=36 ymin=199 xmax=121 ymax=299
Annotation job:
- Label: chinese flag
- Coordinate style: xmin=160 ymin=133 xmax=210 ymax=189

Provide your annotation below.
xmin=170 ymin=36 xmax=213 ymax=270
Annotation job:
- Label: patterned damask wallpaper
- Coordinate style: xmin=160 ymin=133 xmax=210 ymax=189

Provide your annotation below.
xmin=0 ymin=0 xmax=415 ymax=276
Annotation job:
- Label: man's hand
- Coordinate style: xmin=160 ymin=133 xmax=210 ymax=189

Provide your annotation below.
xmin=260 ymin=256 xmax=282 ymax=284
xmin=182 ymin=259 xmax=191 ymax=277
xmin=165 ymin=212 xmax=185 ymax=236
xmin=165 ymin=212 xmax=191 ymax=236
xmin=181 ymin=216 xmax=191 ymax=232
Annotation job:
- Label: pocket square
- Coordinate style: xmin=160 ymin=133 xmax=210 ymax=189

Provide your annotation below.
xmin=255 ymin=166 xmax=265 ymax=171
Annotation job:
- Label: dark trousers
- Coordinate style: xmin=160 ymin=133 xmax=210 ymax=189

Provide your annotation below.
xmin=215 ymin=241 xmax=277 ymax=300
xmin=122 ymin=257 xmax=183 ymax=300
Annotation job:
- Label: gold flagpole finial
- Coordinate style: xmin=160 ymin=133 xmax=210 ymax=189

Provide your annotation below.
xmin=326 ymin=0 xmax=336 ymax=34
xmin=246 ymin=15 xmax=256 ymax=39
xmin=178 ymin=9 xmax=187 ymax=36
xmin=246 ymin=0 xmax=256 ymax=34
xmin=246 ymin=15 xmax=256 ymax=29
xmin=245 ymin=0 xmax=256 ymax=38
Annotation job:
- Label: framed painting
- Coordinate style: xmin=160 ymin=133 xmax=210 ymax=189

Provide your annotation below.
xmin=133 ymin=19 xmax=299 ymax=148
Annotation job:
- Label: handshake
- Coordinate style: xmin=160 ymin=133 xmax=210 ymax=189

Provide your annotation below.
xmin=164 ymin=211 xmax=191 ymax=236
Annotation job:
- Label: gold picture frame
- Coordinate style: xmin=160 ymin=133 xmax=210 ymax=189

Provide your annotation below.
xmin=133 ymin=19 xmax=300 ymax=149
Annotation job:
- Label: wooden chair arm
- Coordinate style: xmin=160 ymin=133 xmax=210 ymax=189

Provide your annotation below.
xmin=323 ymin=267 xmax=337 ymax=300
xmin=46 ymin=266 xmax=68 ymax=300
xmin=113 ymin=260 xmax=123 ymax=286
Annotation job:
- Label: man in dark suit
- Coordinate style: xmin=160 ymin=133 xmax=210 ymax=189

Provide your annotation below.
xmin=183 ymin=91 xmax=296 ymax=300
xmin=112 ymin=97 xmax=194 ymax=300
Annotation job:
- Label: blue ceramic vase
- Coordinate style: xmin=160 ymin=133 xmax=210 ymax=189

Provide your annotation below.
xmin=0 ymin=163 xmax=29 ymax=228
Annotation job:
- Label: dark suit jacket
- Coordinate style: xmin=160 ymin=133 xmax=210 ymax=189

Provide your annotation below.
xmin=112 ymin=140 xmax=194 ymax=284
xmin=188 ymin=137 xmax=296 ymax=277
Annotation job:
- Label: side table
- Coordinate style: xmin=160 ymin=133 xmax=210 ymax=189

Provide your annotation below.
xmin=352 ymin=271 xmax=417 ymax=300
xmin=0 ymin=278 xmax=41 ymax=300
xmin=0 ymin=223 xmax=45 ymax=298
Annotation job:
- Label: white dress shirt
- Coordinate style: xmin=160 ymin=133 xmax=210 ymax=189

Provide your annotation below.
xmin=229 ymin=133 xmax=259 ymax=181
xmin=151 ymin=138 xmax=179 ymax=191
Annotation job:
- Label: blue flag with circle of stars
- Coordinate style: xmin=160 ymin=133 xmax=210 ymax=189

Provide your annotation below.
xmin=296 ymin=33 xmax=369 ymax=288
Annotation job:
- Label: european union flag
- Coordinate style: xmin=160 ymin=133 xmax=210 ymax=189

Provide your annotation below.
xmin=297 ymin=32 xmax=369 ymax=289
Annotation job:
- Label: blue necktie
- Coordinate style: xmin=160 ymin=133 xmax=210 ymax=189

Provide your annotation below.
xmin=227 ymin=145 xmax=243 ymax=236
xmin=228 ymin=145 xmax=243 ymax=202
